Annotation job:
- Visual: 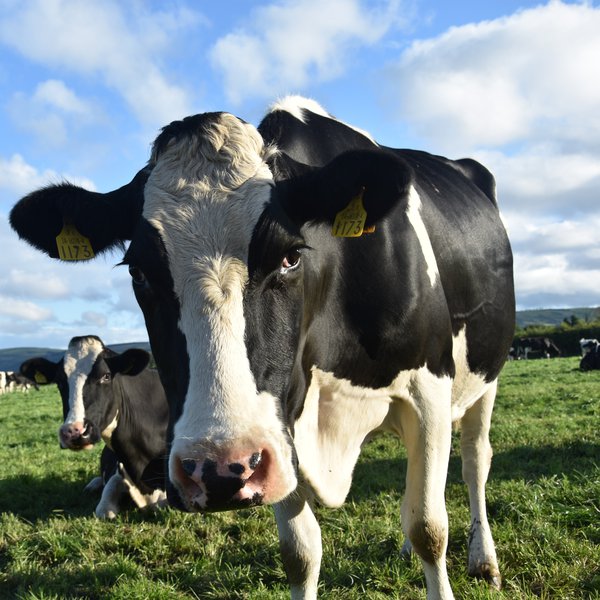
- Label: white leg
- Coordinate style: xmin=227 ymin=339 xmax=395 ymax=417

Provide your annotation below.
xmin=83 ymin=475 xmax=104 ymax=494
xmin=397 ymin=375 xmax=454 ymax=600
xmin=273 ymin=490 xmax=322 ymax=600
xmin=460 ymin=382 xmax=501 ymax=588
xmin=95 ymin=473 xmax=127 ymax=519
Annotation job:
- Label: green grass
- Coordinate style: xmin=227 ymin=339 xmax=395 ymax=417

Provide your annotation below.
xmin=0 ymin=357 xmax=598 ymax=599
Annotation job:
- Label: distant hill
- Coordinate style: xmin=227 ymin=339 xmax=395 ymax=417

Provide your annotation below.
xmin=0 ymin=342 xmax=151 ymax=372
xmin=516 ymin=307 xmax=600 ymax=328
xmin=1 ymin=306 xmax=599 ymax=371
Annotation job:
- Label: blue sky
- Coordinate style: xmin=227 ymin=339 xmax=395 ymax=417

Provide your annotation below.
xmin=1 ymin=0 xmax=599 ymax=349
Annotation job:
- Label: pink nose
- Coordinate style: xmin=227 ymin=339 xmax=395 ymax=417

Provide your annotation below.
xmin=171 ymin=449 xmax=270 ymax=511
xmin=59 ymin=421 xmax=91 ymax=449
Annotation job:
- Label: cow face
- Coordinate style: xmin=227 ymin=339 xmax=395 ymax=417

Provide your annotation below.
xmin=10 ymin=111 xmax=408 ymax=512
xmin=21 ymin=336 xmax=149 ymax=450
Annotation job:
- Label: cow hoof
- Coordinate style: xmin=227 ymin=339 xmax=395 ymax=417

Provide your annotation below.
xmin=95 ymin=506 xmax=118 ymax=520
xmin=469 ymin=563 xmax=502 ymax=589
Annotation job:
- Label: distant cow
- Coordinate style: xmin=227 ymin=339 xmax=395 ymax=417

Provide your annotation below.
xmin=5 ymin=371 xmax=39 ymax=393
xmin=10 ymin=96 xmax=515 ymax=598
xmin=579 ymin=337 xmax=599 ymax=356
xmin=0 ymin=371 xmax=6 ymax=394
xmin=580 ymin=340 xmax=600 ymax=370
xmin=517 ymin=336 xmax=561 ymax=359
xmin=20 ymin=336 xmax=168 ymax=518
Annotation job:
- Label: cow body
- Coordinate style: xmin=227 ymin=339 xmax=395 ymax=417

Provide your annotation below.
xmin=10 ymin=97 xmax=515 ymax=598
xmin=20 ymin=336 xmax=168 ymax=518
xmin=580 ymin=340 xmax=600 ymax=370
xmin=517 ymin=336 xmax=561 ymax=359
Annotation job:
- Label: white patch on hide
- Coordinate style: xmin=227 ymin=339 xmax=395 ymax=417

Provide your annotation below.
xmin=406 ymin=186 xmax=439 ymax=287
xmin=268 ymin=95 xmax=378 ymax=144
xmin=63 ymin=336 xmax=104 ymax=425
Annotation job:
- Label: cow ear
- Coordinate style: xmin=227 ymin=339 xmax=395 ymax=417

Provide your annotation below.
xmin=106 ymin=349 xmax=150 ymax=377
xmin=9 ymin=167 xmax=150 ymax=260
xmin=282 ymin=149 xmax=413 ymax=229
xmin=20 ymin=357 xmax=59 ymax=385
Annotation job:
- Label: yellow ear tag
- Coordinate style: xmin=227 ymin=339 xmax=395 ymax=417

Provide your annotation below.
xmin=34 ymin=371 xmax=48 ymax=384
xmin=56 ymin=223 xmax=95 ymax=261
xmin=332 ymin=188 xmax=374 ymax=238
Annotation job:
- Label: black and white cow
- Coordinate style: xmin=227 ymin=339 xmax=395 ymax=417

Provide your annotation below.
xmin=10 ymin=97 xmax=515 ymax=599
xmin=580 ymin=340 xmax=600 ymax=370
xmin=20 ymin=336 xmax=169 ymax=518
xmin=517 ymin=336 xmax=561 ymax=359
xmin=579 ymin=337 xmax=599 ymax=357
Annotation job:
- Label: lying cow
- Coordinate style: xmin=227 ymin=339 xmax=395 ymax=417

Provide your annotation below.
xmin=20 ymin=336 xmax=168 ymax=518
xmin=580 ymin=340 xmax=600 ymax=370
xmin=579 ymin=337 xmax=599 ymax=356
xmin=10 ymin=96 xmax=515 ymax=599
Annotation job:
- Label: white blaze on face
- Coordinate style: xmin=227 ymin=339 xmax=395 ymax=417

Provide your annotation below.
xmin=143 ymin=114 xmax=295 ymax=482
xmin=63 ymin=337 xmax=104 ymax=425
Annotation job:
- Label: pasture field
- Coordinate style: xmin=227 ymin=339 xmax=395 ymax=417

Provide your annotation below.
xmin=0 ymin=357 xmax=598 ymax=599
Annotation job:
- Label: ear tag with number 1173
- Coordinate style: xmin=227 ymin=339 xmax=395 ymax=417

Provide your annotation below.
xmin=56 ymin=223 xmax=95 ymax=261
xmin=332 ymin=188 xmax=375 ymax=237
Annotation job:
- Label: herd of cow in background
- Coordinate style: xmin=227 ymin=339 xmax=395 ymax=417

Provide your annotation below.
xmin=509 ymin=335 xmax=600 ymax=369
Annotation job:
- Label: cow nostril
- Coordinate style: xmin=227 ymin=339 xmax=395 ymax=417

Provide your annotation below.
xmin=181 ymin=458 xmax=197 ymax=477
xmin=249 ymin=452 xmax=262 ymax=470
xmin=229 ymin=463 xmax=245 ymax=475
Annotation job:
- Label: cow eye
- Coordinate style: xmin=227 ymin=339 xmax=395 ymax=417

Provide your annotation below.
xmin=128 ymin=265 xmax=147 ymax=286
xmin=281 ymin=248 xmax=302 ymax=273
xmin=99 ymin=373 xmax=111 ymax=384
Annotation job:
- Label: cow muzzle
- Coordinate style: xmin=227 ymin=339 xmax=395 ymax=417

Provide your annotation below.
xmin=59 ymin=419 xmax=95 ymax=450
xmin=169 ymin=441 xmax=296 ymax=512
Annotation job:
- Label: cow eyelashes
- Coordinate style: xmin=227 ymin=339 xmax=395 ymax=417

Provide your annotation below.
xmin=99 ymin=373 xmax=111 ymax=384
xmin=128 ymin=265 xmax=147 ymax=287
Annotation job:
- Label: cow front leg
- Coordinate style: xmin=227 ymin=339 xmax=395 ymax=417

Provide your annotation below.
xmin=460 ymin=382 xmax=501 ymax=588
xmin=94 ymin=472 xmax=127 ymax=519
xmin=273 ymin=491 xmax=322 ymax=600
xmin=397 ymin=379 xmax=454 ymax=600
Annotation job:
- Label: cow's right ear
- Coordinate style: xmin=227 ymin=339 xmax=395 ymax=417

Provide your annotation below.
xmin=279 ymin=149 xmax=413 ymax=230
xmin=20 ymin=357 xmax=59 ymax=385
xmin=106 ymin=349 xmax=150 ymax=377
xmin=9 ymin=166 xmax=150 ymax=260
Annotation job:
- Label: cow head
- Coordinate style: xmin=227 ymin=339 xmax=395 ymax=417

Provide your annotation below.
xmin=11 ymin=111 xmax=409 ymax=511
xmin=20 ymin=336 xmax=149 ymax=450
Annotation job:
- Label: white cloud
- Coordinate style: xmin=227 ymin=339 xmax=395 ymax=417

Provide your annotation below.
xmin=33 ymin=79 xmax=90 ymax=115
xmin=514 ymin=252 xmax=600 ymax=300
xmin=0 ymin=0 xmax=197 ymax=127
xmin=0 ymin=269 xmax=69 ymax=300
xmin=0 ymin=153 xmax=95 ymax=196
xmin=211 ymin=0 xmax=409 ymax=104
xmin=383 ymin=1 xmax=600 ymax=152
xmin=0 ymin=294 xmax=52 ymax=321
xmin=80 ymin=311 xmax=108 ymax=328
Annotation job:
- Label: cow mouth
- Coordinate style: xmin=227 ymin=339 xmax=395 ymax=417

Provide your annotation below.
xmin=63 ymin=421 xmax=96 ymax=451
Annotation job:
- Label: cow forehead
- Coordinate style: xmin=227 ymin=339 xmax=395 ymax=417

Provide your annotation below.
xmin=141 ymin=112 xmax=275 ymax=303
xmin=63 ymin=336 xmax=104 ymax=380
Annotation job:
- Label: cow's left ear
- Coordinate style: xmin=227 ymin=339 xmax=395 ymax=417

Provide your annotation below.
xmin=9 ymin=166 xmax=150 ymax=260
xmin=20 ymin=357 xmax=59 ymax=385
xmin=106 ymin=349 xmax=150 ymax=377
xmin=281 ymin=149 xmax=413 ymax=229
